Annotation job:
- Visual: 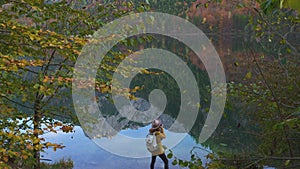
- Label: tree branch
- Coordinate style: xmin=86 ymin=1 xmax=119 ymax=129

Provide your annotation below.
xmin=0 ymin=94 xmax=34 ymax=110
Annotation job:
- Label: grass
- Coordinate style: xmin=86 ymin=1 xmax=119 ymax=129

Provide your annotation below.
xmin=41 ymin=158 xmax=73 ymax=169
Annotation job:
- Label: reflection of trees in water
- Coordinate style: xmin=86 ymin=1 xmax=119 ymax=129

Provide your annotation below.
xmin=82 ymin=95 xmax=188 ymax=139
xmin=38 ymin=52 xmax=261 ymax=157
xmin=127 ymin=63 xmax=260 ymax=154
xmin=35 ymin=56 xmax=261 ymax=158
xmin=193 ymin=101 xmax=260 ymax=154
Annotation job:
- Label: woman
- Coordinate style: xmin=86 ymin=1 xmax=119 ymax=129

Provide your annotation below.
xmin=149 ymin=119 xmax=169 ymax=169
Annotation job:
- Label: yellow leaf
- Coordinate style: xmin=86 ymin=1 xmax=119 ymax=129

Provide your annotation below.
xmin=26 ymin=144 xmax=33 ymax=150
xmin=196 ymin=103 xmax=201 ymax=108
xmin=31 ymin=6 xmax=38 ymax=10
xmin=11 ymin=64 xmax=18 ymax=71
xmin=101 ymin=86 xmax=109 ymax=93
xmin=3 ymin=156 xmax=8 ymax=162
xmin=33 ymin=138 xmax=40 ymax=144
xmin=245 ymin=72 xmax=252 ymax=79
xmin=22 ymin=155 xmax=28 ymax=159
xmin=39 ymin=86 xmax=46 ymax=92
xmin=43 ymin=76 xmax=49 ymax=83
xmin=29 ymin=34 xmax=35 ymax=41
xmin=285 ymin=160 xmax=290 ymax=166
xmin=142 ymin=69 xmax=150 ymax=74
xmin=45 ymin=142 xmax=52 ymax=147
xmin=202 ymin=17 xmax=207 ymax=24
xmin=58 ymin=76 xmax=63 ymax=82
xmin=131 ymin=86 xmax=141 ymax=92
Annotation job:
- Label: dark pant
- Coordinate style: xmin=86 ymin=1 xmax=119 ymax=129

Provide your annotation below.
xmin=150 ymin=153 xmax=169 ymax=169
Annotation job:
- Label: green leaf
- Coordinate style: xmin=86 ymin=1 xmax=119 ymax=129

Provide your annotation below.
xmin=280 ymin=58 xmax=287 ymax=65
xmin=220 ymin=143 xmax=227 ymax=146
xmin=167 ymin=152 xmax=173 ymax=159
xmin=33 ymin=84 xmax=40 ymax=89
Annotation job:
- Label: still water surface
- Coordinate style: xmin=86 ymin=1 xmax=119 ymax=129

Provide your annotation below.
xmin=42 ymin=126 xmax=211 ymax=169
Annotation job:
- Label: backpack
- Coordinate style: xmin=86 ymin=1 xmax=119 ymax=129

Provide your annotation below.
xmin=145 ymin=132 xmax=158 ymax=152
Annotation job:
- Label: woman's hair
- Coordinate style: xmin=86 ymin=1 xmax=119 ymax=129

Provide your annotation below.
xmin=149 ymin=126 xmax=162 ymax=133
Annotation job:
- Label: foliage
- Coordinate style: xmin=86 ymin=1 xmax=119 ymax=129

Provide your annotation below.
xmin=225 ymin=0 xmax=300 ymax=168
xmin=0 ymin=0 xmax=147 ymax=168
xmin=163 ymin=0 xmax=300 ymax=168
xmin=249 ymin=4 xmax=299 ymax=57
xmin=260 ymin=0 xmax=300 ymax=14
xmin=166 ymin=147 xmax=231 ymax=169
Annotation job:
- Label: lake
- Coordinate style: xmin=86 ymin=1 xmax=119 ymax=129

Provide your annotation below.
xmin=42 ymin=126 xmax=211 ymax=169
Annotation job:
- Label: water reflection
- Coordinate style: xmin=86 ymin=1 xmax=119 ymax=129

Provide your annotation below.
xmin=42 ymin=126 xmax=211 ymax=169
xmin=78 ymin=93 xmax=194 ymax=158
xmin=92 ymin=124 xmax=187 ymax=158
xmin=42 ymin=48 xmax=259 ymax=167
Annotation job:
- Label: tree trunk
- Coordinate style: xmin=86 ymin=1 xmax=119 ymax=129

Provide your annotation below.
xmin=33 ymin=98 xmax=42 ymax=169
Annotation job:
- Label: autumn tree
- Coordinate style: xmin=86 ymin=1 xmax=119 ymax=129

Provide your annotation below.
xmin=0 ymin=0 xmax=147 ymax=168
